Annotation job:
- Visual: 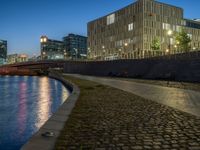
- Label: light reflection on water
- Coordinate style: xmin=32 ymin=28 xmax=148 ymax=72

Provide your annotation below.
xmin=0 ymin=76 xmax=70 ymax=150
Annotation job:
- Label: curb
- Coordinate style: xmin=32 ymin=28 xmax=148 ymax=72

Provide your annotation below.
xmin=21 ymin=73 xmax=80 ymax=150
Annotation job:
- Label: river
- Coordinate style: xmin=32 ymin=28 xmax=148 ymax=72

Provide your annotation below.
xmin=0 ymin=76 xmax=70 ymax=150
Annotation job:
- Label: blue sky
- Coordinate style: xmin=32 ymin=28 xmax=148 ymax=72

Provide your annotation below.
xmin=0 ymin=0 xmax=200 ymax=56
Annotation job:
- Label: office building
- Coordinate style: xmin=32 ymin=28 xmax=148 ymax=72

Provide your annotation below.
xmin=87 ymin=0 xmax=200 ymax=60
xmin=40 ymin=36 xmax=64 ymax=60
xmin=0 ymin=40 xmax=7 ymax=64
xmin=63 ymin=34 xmax=87 ymax=59
xmin=7 ymin=54 xmax=28 ymax=64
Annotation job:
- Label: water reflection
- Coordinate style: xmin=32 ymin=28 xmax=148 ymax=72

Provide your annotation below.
xmin=17 ymin=82 xmax=27 ymax=136
xmin=0 ymin=76 xmax=70 ymax=150
xmin=36 ymin=77 xmax=51 ymax=129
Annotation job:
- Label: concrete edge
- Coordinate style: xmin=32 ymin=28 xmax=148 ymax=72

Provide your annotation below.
xmin=21 ymin=73 xmax=80 ymax=150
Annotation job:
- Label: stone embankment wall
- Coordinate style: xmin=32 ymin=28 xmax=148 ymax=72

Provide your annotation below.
xmin=64 ymin=51 xmax=200 ymax=82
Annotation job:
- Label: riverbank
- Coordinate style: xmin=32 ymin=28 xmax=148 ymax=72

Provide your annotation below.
xmin=55 ymin=75 xmax=200 ymax=149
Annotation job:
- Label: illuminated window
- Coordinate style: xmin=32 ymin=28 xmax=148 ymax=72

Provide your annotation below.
xmin=107 ymin=14 xmax=115 ymax=25
xmin=128 ymin=23 xmax=133 ymax=31
xmin=44 ymin=38 xmax=47 ymax=42
xmin=162 ymin=23 xmax=170 ymax=30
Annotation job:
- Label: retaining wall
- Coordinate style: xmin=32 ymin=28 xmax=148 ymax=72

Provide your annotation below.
xmin=63 ymin=51 xmax=200 ymax=82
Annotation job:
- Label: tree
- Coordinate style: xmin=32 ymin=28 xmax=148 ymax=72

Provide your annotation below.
xmin=151 ymin=37 xmax=161 ymax=51
xmin=175 ymin=30 xmax=191 ymax=52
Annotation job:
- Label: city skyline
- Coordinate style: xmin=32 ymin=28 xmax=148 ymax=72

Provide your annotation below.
xmin=1 ymin=0 xmax=200 ymax=56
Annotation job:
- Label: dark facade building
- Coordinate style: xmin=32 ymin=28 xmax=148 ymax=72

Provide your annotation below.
xmin=63 ymin=34 xmax=87 ymax=59
xmin=40 ymin=36 xmax=64 ymax=60
xmin=0 ymin=40 xmax=7 ymax=64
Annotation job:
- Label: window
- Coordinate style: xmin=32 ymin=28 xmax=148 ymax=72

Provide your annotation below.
xmin=176 ymin=26 xmax=182 ymax=32
xmin=107 ymin=14 xmax=115 ymax=25
xmin=162 ymin=23 xmax=170 ymax=30
xmin=128 ymin=23 xmax=133 ymax=31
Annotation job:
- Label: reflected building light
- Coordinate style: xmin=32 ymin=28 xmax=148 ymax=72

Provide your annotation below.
xmin=17 ymin=82 xmax=28 ymax=136
xmin=61 ymin=86 xmax=70 ymax=104
xmin=35 ymin=77 xmax=51 ymax=129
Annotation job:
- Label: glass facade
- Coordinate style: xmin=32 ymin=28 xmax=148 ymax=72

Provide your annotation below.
xmin=0 ymin=40 xmax=7 ymax=64
xmin=63 ymin=34 xmax=87 ymax=59
xmin=40 ymin=36 xmax=64 ymax=60
xmin=186 ymin=20 xmax=200 ymax=29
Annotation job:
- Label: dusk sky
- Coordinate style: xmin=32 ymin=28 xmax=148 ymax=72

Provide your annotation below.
xmin=0 ymin=0 xmax=200 ymax=56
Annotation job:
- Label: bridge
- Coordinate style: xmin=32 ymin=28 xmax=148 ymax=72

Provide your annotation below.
xmin=0 ymin=60 xmax=67 ymax=70
xmin=0 ymin=60 xmax=69 ymax=75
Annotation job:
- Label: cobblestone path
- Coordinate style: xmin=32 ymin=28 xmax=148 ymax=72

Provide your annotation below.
xmin=55 ymin=76 xmax=200 ymax=150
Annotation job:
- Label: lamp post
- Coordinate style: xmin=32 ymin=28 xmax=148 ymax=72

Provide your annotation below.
xmin=167 ymin=30 xmax=173 ymax=54
xmin=176 ymin=41 xmax=180 ymax=53
xmin=124 ymin=43 xmax=128 ymax=59
xmin=102 ymin=45 xmax=105 ymax=60
xmin=63 ymin=50 xmax=67 ymax=59
xmin=42 ymin=51 xmax=46 ymax=60
xmin=166 ymin=49 xmax=169 ymax=55
xmin=118 ymin=48 xmax=122 ymax=59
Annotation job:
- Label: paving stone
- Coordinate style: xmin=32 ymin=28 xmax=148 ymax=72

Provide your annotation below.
xmin=54 ymin=77 xmax=200 ymax=149
xmin=131 ymin=146 xmax=143 ymax=150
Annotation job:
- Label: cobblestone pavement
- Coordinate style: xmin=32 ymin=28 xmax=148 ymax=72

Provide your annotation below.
xmin=55 ymin=76 xmax=200 ymax=150
xmin=69 ymin=74 xmax=200 ymax=117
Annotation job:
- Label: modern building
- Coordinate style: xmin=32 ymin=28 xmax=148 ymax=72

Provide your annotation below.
xmin=63 ymin=34 xmax=87 ymax=59
xmin=0 ymin=40 xmax=7 ymax=64
xmin=40 ymin=36 xmax=64 ymax=60
xmin=87 ymin=0 xmax=200 ymax=60
xmin=7 ymin=54 xmax=28 ymax=64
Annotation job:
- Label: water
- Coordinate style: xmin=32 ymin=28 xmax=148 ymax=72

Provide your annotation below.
xmin=0 ymin=76 xmax=70 ymax=150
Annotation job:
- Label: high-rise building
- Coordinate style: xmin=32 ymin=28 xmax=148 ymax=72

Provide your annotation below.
xmin=40 ymin=36 xmax=64 ymax=60
xmin=63 ymin=34 xmax=87 ymax=59
xmin=0 ymin=40 xmax=7 ymax=64
xmin=87 ymin=0 xmax=200 ymax=60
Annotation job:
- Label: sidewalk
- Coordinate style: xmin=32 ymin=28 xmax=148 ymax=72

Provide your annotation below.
xmin=70 ymin=74 xmax=200 ymax=117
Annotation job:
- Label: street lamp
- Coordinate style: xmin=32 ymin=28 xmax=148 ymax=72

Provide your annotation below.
xmin=124 ymin=43 xmax=128 ymax=58
xmin=118 ymin=48 xmax=122 ymax=59
xmin=167 ymin=30 xmax=173 ymax=54
xmin=42 ymin=51 xmax=46 ymax=60
xmin=102 ymin=46 xmax=105 ymax=60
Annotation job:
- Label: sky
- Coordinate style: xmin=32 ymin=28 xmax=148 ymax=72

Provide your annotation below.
xmin=0 ymin=0 xmax=200 ymax=56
